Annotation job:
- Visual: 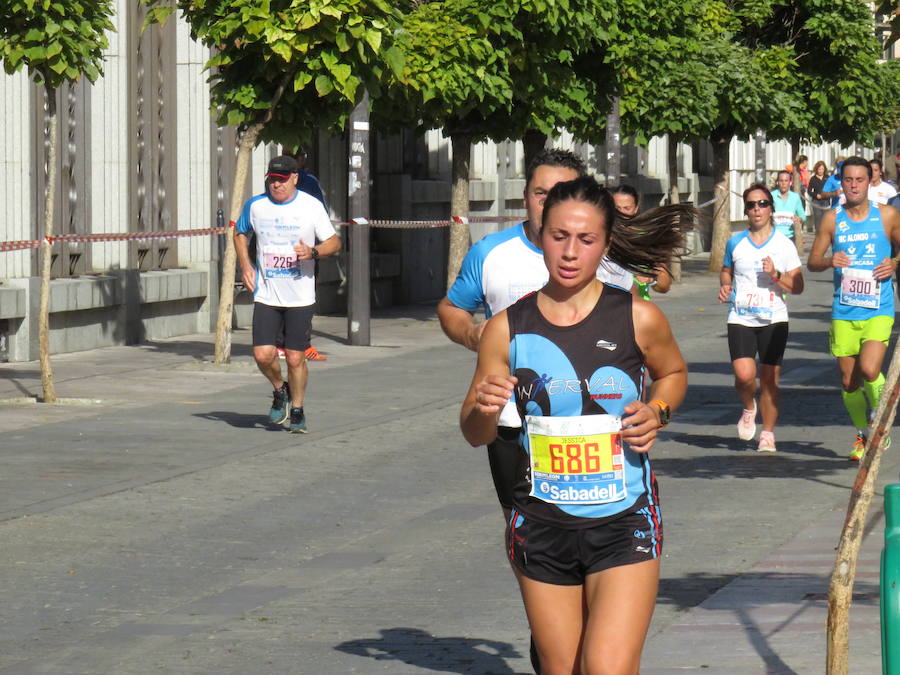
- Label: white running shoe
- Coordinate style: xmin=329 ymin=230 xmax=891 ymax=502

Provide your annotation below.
xmin=757 ymin=430 xmax=776 ymax=452
xmin=737 ymin=402 xmax=757 ymax=441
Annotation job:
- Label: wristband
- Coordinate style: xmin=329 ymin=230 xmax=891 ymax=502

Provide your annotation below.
xmin=649 ymin=400 xmax=671 ymax=428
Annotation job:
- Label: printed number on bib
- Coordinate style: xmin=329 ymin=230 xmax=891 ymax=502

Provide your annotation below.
xmin=734 ymin=280 xmax=775 ymax=319
xmin=262 ymin=245 xmax=297 ymax=279
xmin=525 ymin=414 xmax=626 ymax=505
xmin=840 ymin=268 xmax=879 ymax=309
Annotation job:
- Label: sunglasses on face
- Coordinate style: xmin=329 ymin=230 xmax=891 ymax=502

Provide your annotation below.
xmin=745 ymin=199 xmax=772 ymax=210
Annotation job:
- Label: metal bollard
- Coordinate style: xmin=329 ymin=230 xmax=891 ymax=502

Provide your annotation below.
xmin=882 ymin=483 xmax=900 ymax=673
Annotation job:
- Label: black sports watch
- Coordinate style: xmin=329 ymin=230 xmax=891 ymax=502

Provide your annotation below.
xmin=310 ymin=246 xmax=320 ymax=261
xmin=649 ymin=400 xmax=671 ymax=428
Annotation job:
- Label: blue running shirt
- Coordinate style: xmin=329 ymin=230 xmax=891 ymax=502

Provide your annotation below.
xmin=832 ymin=202 xmax=894 ymax=320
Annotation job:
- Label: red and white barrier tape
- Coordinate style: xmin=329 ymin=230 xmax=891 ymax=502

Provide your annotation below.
xmin=0 ymin=216 xmax=524 ymax=252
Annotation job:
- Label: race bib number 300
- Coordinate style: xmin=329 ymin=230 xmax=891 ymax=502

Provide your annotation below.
xmin=840 ymin=268 xmax=879 ymax=309
xmin=525 ymin=414 xmax=626 ymax=505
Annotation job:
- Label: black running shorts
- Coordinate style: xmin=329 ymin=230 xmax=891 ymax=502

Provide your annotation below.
xmin=506 ymin=507 xmax=662 ymax=585
xmin=487 ymin=426 xmax=524 ymax=509
xmin=727 ymin=321 xmax=789 ymax=366
xmin=252 ymin=302 xmax=314 ymax=351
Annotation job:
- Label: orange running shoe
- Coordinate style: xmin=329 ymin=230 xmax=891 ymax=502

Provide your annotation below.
xmin=849 ymin=433 xmax=866 ymax=461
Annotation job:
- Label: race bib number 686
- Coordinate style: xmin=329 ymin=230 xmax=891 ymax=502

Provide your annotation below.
xmin=525 ymin=414 xmax=627 ymax=505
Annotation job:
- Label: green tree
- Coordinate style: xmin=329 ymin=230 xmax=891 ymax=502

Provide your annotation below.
xmin=381 ymin=0 xmax=613 ymax=287
xmin=143 ymin=0 xmax=405 ymax=362
xmin=703 ymin=0 xmax=891 ymax=270
xmin=0 ymin=0 xmax=114 ymax=403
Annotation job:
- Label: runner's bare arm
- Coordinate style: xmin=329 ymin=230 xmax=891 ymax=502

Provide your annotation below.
xmin=777 ymin=266 xmax=804 ymax=294
xmin=460 ymin=312 xmax=516 ymax=446
xmin=718 ymin=266 xmax=733 ymax=303
xmin=625 ymin=300 xmax=688 ymax=453
xmin=761 ymin=256 xmax=804 ymax=294
xmin=874 ymin=205 xmax=900 ymax=280
xmin=438 ymin=297 xmax=485 ymax=352
xmin=807 ymin=211 xmax=839 ymax=271
xmin=234 ymin=231 xmax=255 ymax=293
xmin=653 ymin=266 xmax=672 ymax=293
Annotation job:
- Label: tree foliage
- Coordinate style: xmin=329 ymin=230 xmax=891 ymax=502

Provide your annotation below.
xmin=380 ymin=0 xmax=613 ymax=144
xmin=145 ymin=0 xmax=406 ymax=148
xmin=0 ymin=0 xmax=113 ymax=85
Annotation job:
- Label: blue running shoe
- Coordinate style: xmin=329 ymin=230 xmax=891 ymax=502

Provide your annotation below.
xmin=289 ymin=407 xmax=308 ymax=434
xmin=269 ymin=384 xmax=290 ymax=424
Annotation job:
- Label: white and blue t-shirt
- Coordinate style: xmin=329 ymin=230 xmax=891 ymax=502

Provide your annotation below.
xmin=724 ymin=229 xmax=800 ymax=327
xmin=236 ymin=190 xmax=336 ymax=308
xmin=447 ymin=222 xmax=632 ymax=427
xmin=448 ymin=222 xmax=632 ymax=319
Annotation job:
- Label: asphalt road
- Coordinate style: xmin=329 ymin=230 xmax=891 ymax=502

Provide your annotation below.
xmin=0 ymin=257 xmax=895 ymax=673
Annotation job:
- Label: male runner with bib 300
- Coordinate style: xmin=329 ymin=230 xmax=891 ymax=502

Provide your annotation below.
xmin=235 ymin=155 xmax=341 ymax=433
xmin=808 ymin=156 xmax=900 ymax=460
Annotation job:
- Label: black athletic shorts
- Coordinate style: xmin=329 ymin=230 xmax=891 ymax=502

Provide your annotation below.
xmin=506 ymin=506 xmax=663 ymax=585
xmin=487 ymin=426 xmax=524 ymax=509
xmin=727 ymin=321 xmax=789 ymax=366
xmin=252 ymin=302 xmax=314 ymax=351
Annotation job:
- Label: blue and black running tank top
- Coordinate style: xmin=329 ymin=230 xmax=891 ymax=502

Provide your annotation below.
xmin=508 ymin=286 xmax=657 ymax=528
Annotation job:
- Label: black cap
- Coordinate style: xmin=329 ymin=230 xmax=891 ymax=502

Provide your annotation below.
xmin=266 ymin=155 xmax=299 ymax=179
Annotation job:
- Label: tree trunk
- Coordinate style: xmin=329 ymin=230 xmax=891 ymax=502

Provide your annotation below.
xmin=39 ymin=84 xmax=58 ymax=403
xmin=708 ymin=132 xmax=731 ymax=272
xmin=667 ymin=136 xmax=682 ymax=282
xmin=522 ymin=129 xmax=547 ymax=175
xmin=826 ymin=341 xmax=900 ymax=673
xmin=213 ymin=70 xmax=294 ymax=363
xmin=446 ymin=133 xmax=472 ymax=289
xmin=605 ymin=98 xmax=621 ymax=188
xmin=213 ymin=123 xmax=262 ymax=364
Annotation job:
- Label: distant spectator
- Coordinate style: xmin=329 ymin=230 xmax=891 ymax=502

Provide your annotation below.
xmin=795 ymin=155 xmax=809 ymax=192
xmin=821 ymin=157 xmax=846 ymax=208
xmin=771 ymin=170 xmax=806 ymax=242
xmin=807 ymin=160 xmax=831 ymax=232
xmin=868 ymin=158 xmax=897 ymax=205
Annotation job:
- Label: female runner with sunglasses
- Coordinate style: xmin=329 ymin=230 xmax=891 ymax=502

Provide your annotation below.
xmin=719 ymin=183 xmax=804 ymax=451
xmin=461 ymin=176 xmax=688 ymax=674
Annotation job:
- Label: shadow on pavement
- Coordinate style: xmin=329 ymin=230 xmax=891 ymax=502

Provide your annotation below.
xmin=0 ymin=368 xmax=38 ymax=397
xmin=657 ymin=573 xmax=880 ymax=675
xmin=193 ymin=410 xmax=286 ymax=430
xmin=653 ymin=449 xmax=846 ymax=479
xmin=335 ymin=627 xmax=527 ymax=674
xmin=136 ymin=339 xmax=255 ymax=360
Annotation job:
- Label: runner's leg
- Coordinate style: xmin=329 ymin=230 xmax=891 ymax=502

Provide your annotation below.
xmin=859 ymin=339 xmax=888 ymax=406
xmin=254 ymin=346 xmax=284 ymax=389
xmin=516 ymin=572 xmax=584 ymax=675
xmin=732 ymin=357 xmax=758 ymax=410
xmin=284 ymin=350 xmax=308 ymax=408
xmin=581 ymin=558 xmax=660 ymax=674
xmin=758 ymin=364 xmax=781 ymax=433
xmin=838 ymin=356 xmax=868 ymax=429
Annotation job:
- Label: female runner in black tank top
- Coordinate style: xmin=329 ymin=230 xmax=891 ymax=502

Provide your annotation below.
xmin=461 ymin=176 xmax=689 ymax=675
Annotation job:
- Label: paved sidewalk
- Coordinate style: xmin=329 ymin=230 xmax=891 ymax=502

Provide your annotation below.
xmin=643 ymin=500 xmax=886 ymax=673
